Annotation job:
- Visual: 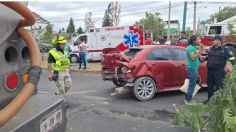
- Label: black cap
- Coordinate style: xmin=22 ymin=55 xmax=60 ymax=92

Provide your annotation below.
xmin=211 ymin=35 xmax=222 ymax=41
xmin=181 ymin=31 xmax=186 ymax=34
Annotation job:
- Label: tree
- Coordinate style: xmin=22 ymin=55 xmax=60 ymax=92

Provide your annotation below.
xmin=109 ymin=2 xmax=121 ymax=26
xmin=186 ymin=27 xmax=193 ymax=37
xmin=206 ymin=6 xmax=236 ymax=23
xmin=66 ymin=18 xmax=75 ymax=33
xmin=84 ymin=12 xmax=95 ymax=32
xmin=77 ymin=26 xmax=83 ymax=34
xmin=134 ymin=12 xmax=165 ymax=39
xmin=102 ymin=9 xmax=113 ymax=27
xmin=41 ymin=24 xmax=53 ymax=44
xmin=227 ymin=23 xmax=236 ymax=35
xmin=102 ymin=2 xmax=121 ymax=27
xmin=174 ymin=69 xmax=236 ymax=132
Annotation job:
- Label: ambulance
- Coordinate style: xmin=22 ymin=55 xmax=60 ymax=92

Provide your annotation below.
xmin=69 ymin=26 xmax=145 ymax=62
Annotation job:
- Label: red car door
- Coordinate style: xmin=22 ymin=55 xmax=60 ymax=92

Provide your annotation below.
xmin=145 ymin=48 xmax=179 ymax=89
xmin=170 ymin=48 xmax=187 ymax=86
xmin=171 ymin=48 xmax=208 ymax=87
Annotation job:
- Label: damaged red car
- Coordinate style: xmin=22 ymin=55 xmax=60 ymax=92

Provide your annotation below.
xmin=101 ymin=45 xmax=207 ymax=101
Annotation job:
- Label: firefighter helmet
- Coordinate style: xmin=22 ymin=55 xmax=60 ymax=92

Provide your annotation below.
xmin=57 ymin=36 xmax=67 ymax=44
xmin=51 ymin=36 xmax=67 ymax=46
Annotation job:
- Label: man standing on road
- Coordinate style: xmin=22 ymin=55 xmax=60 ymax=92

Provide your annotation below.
xmin=48 ymin=35 xmax=72 ymax=95
xmin=185 ymin=35 xmax=203 ymax=104
xmin=204 ymin=35 xmax=236 ymax=103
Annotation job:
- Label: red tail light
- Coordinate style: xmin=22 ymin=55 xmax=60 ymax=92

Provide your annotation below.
xmin=5 ymin=73 xmax=19 ymax=91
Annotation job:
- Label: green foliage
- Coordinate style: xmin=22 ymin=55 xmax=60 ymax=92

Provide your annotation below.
xmin=227 ymin=24 xmax=236 ymax=35
xmin=174 ymin=69 xmax=236 ymax=132
xmin=206 ymin=6 xmax=236 ymax=23
xmin=102 ymin=3 xmax=114 ymax=27
xmin=186 ymin=27 xmax=193 ymax=37
xmin=174 ymin=104 xmax=208 ymax=132
xmin=223 ymin=109 xmax=236 ymax=132
xmin=41 ymin=24 xmax=53 ymax=44
xmin=134 ymin=12 xmax=165 ymax=40
xmin=209 ymin=29 xmax=217 ymax=35
xmin=102 ymin=2 xmax=121 ymax=27
xmin=102 ymin=9 xmax=113 ymax=27
xmin=77 ymin=26 xmax=83 ymax=34
xmin=66 ymin=18 xmax=75 ymax=33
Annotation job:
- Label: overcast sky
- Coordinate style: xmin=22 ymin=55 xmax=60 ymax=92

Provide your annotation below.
xmin=28 ymin=1 xmax=236 ymax=32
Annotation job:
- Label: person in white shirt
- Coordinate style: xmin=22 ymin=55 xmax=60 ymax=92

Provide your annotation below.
xmin=78 ymin=37 xmax=88 ymax=70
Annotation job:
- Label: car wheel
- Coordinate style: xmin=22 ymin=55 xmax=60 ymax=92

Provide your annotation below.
xmin=70 ymin=54 xmax=79 ymax=63
xmin=133 ymin=77 xmax=156 ymax=101
xmin=112 ymin=79 xmax=127 ymax=87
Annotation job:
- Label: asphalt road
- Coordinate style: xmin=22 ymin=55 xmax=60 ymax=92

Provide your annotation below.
xmin=38 ymin=71 xmax=208 ymax=132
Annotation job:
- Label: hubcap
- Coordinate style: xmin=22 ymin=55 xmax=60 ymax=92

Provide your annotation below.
xmin=71 ymin=56 xmax=77 ymax=63
xmin=137 ymin=79 xmax=154 ymax=99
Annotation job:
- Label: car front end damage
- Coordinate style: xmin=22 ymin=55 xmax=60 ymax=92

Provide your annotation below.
xmin=102 ymin=60 xmax=135 ymax=87
xmin=101 ymin=47 xmax=147 ymax=87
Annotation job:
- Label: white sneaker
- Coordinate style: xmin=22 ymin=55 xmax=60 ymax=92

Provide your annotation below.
xmin=184 ymin=99 xmax=196 ymax=105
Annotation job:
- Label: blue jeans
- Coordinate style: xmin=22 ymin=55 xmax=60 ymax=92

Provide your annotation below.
xmin=85 ymin=53 xmax=88 ymax=65
xmin=185 ymin=68 xmax=198 ymax=101
xmin=79 ymin=53 xmax=86 ymax=68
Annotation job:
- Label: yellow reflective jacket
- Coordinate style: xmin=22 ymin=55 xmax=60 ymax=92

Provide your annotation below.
xmin=48 ymin=48 xmax=70 ymax=71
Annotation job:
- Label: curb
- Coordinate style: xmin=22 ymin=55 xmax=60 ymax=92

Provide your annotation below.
xmin=41 ymin=67 xmax=101 ymax=73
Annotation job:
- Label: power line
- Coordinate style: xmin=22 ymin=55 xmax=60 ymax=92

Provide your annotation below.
xmin=50 ymin=1 xmax=236 ymax=27
xmin=49 ymin=2 xmax=185 ymax=23
xmin=45 ymin=2 xmax=156 ymax=20
xmin=47 ymin=2 xmax=172 ymax=21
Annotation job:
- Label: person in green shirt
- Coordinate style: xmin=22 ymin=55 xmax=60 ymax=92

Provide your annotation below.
xmin=185 ymin=35 xmax=203 ymax=104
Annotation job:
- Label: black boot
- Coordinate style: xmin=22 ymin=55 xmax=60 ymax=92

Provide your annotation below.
xmin=83 ymin=64 xmax=87 ymax=70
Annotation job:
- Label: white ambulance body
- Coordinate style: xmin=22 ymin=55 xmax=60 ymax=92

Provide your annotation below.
xmin=69 ymin=26 xmax=144 ymax=62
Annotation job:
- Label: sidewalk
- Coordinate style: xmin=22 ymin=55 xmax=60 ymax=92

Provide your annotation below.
xmin=41 ymin=53 xmax=101 ymax=73
xmin=41 ymin=58 xmax=101 ymax=73
xmin=41 ymin=62 xmax=101 ymax=73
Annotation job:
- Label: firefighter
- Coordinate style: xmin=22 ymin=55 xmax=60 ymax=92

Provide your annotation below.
xmin=204 ymin=35 xmax=236 ymax=103
xmin=48 ymin=36 xmax=72 ymax=95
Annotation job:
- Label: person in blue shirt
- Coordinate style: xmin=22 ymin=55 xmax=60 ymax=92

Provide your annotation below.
xmin=64 ymin=43 xmax=72 ymax=57
xmin=204 ymin=35 xmax=236 ymax=104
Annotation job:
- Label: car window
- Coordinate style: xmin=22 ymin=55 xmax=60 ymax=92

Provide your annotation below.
xmin=73 ymin=39 xmax=79 ymax=46
xmin=73 ymin=36 xmax=87 ymax=46
xmin=146 ymin=48 xmax=172 ymax=61
xmin=172 ymin=48 xmax=186 ymax=60
xmin=124 ymin=48 xmax=143 ymax=60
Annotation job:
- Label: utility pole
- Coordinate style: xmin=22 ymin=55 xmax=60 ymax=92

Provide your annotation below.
xmin=218 ymin=6 xmax=221 ymax=22
xmin=182 ymin=1 xmax=187 ymax=32
xmin=193 ymin=1 xmax=197 ymax=34
xmin=168 ymin=1 xmax=171 ymax=39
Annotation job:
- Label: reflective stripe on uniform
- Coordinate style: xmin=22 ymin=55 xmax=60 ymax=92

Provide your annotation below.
xmin=228 ymin=57 xmax=236 ymax=61
xmin=48 ymin=48 xmax=70 ymax=71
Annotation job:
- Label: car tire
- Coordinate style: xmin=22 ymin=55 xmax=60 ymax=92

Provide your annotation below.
xmin=112 ymin=79 xmax=127 ymax=87
xmin=133 ymin=77 xmax=156 ymax=101
xmin=70 ymin=54 xmax=79 ymax=63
